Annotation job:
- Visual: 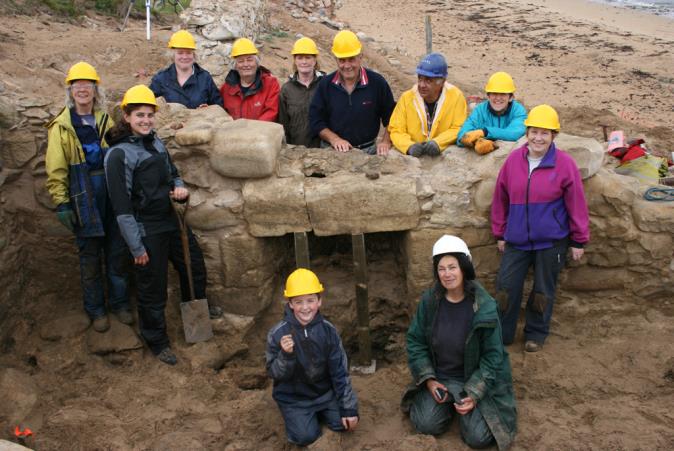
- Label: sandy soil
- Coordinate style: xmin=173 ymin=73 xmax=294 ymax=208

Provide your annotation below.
xmin=1 ymin=1 xmax=674 ymax=450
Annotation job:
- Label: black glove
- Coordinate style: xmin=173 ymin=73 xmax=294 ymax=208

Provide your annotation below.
xmin=56 ymin=203 xmax=76 ymax=232
xmin=407 ymin=143 xmax=425 ymax=157
xmin=422 ymin=140 xmax=441 ymax=156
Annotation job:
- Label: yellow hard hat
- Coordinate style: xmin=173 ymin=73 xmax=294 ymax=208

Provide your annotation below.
xmin=524 ymin=104 xmax=560 ymax=131
xmin=121 ymin=85 xmax=158 ymax=109
xmin=331 ymin=30 xmax=362 ymax=58
xmin=65 ymin=62 xmax=100 ymax=85
xmin=292 ymin=37 xmax=319 ymax=56
xmin=168 ymin=30 xmax=196 ymax=50
xmin=231 ymin=38 xmax=258 ymax=58
xmin=485 ymin=71 xmax=516 ymax=94
xmin=284 ymin=268 xmax=324 ymax=298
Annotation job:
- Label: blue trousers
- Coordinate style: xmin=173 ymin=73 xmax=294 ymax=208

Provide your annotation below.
xmin=76 ymin=220 xmax=130 ymax=320
xmin=495 ymin=240 xmax=568 ymax=344
xmin=409 ymin=378 xmax=494 ymax=449
xmin=277 ymin=392 xmax=345 ymax=446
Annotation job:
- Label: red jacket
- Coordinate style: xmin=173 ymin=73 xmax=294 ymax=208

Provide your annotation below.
xmin=220 ymin=66 xmax=280 ymax=121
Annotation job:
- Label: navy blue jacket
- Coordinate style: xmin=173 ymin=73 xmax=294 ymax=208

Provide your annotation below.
xmin=309 ymin=68 xmax=395 ymax=147
xmin=149 ymin=63 xmax=223 ymax=109
xmin=266 ymin=306 xmax=359 ymax=418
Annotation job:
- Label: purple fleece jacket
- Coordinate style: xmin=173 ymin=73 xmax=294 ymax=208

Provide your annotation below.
xmin=491 ymin=142 xmax=590 ymax=250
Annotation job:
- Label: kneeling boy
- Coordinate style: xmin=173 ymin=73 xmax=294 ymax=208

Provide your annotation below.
xmin=266 ymin=268 xmax=359 ymax=446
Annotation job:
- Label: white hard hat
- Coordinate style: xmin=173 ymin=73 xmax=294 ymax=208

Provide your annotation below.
xmin=432 ymin=235 xmax=471 ymax=260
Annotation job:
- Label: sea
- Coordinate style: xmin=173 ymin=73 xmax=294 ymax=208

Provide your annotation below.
xmin=592 ymin=0 xmax=674 ymax=17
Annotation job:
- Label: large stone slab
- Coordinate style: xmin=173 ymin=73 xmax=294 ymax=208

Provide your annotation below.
xmin=186 ymin=189 xmax=243 ymax=231
xmin=242 ymin=176 xmax=311 ymax=237
xmin=1 ymin=131 xmax=37 ymax=168
xmin=219 ymin=233 xmax=285 ymax=288
xmin=39 ymin=312 xmax=90 ymax=341
xmin=210 ymin=120 xmax=284 ymax=178
xmin=305 ymin=173 xmax=419 ymax=236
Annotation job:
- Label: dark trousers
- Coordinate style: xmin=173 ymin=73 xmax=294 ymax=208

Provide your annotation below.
xmin=168 ymin=226 xmax=207 ymax=302
xmin=135 ymin=232 xmax=171 ymax=354
xmin=277 ymin=392 xmax=345 ymax=446
xmin=409 ymin=378 xmax=494 ymax=448
xmin=76 ymin=221 xmax=130 ymax=320
xmin=496 ymin=240 xmax=568 ymax=345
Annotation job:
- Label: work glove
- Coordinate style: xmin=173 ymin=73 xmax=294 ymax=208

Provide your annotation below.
xmin=474 ymin=138 xmax=499 ymax=155
xmin=422 ymin=140 xmax=441 ymax=156
xmin=407 ymin=143 xmax=425 ymax=157
xmin=56 ymin=203 xmax=76 ymax=232
xmin=460 ymin=129 xmax=485 ymax=147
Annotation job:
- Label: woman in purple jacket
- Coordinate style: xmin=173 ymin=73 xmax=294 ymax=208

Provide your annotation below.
xmin=491 ymin=104 xmax=589 ymax=353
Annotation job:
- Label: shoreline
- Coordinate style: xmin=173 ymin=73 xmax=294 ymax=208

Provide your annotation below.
xmin=523 ymin=0 xmax=674 ymax=41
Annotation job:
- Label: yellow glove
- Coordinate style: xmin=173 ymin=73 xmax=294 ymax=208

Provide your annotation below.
xmin=460 ymin=129 xmax=484 ymax=147
xmin=474 ymin=138 xmax=499 ymax=155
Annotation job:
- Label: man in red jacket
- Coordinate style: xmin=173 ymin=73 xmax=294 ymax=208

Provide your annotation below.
xmin=220 ymin=38 xmax=280 ymax=121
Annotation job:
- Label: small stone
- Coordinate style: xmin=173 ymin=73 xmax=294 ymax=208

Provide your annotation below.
xmin=86 ymin=321 xmax=143 ymax=355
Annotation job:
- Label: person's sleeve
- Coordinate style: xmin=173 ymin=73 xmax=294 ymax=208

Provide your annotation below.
xmin=491 ymin=164 xmax=510 ymax=240
xmin=309 ymin=81 xmax=328 ymax=137
xmin=207 ymin=76 xmax=224 ymax=107
xmin=464 ymin=304 xmax=506 ymax=401
xmin=406 ymin=297 xmax=436 ymax=386
xmin=166 ymin=150 xmax=184 ymax=189
xmin=388 ymin=98 xmax=415 ymax=154
xmin=149 ymin=74 xmax=163 ymax=99
xmin=431 ymin=90 xmax=467 ymax=150
xmin=327 ymin=323 xmax=359 ymax=418
xmin=278 ymin=86 xmax=291 ymax=141
xmin=45 ymin=125 xmax=70 ymax=206
xmin=379 ymin=78 xmax=396 ymax=127
xmin=457 ymin=108 xmax=481 ymax=148
xmin=259 ymin=77 xmax=281 ymax=122
xmin=265 ymin=325 xmax=297 ymax=381
xmin=485 ymin=102 xmax=527 ymax=142
xmin=563 ymin=160 xmax=590 ymax=247
xmin=104 ymin=148 xmax=145 ymax=258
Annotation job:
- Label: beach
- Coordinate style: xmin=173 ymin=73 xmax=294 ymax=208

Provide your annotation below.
xmin=337 ymin=0 xmax=674 ymax=151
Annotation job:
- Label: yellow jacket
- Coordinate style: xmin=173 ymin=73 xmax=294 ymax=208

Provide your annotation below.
xmin=388 ymin=83 xmax=467 ymax=154
xmin=45 ymin=107 xmax=113 ymax=206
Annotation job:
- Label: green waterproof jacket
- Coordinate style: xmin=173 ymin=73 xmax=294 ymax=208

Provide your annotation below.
xmin=404 ymin=281 xmax=517 ymax=450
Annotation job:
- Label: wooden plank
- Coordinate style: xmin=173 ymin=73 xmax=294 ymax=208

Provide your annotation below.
xmin=294 ymin=232 xmax=310 ymax=269
xmin=352 ymin=233 xmax=372 ymax=365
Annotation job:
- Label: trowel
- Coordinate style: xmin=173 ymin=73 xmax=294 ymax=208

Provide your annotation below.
xmin=172 ymin=200 xmax=213 ymax=343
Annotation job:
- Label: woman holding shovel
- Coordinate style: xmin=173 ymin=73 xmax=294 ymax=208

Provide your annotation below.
xmin=104 ymin=85 xmax=187 ymax=365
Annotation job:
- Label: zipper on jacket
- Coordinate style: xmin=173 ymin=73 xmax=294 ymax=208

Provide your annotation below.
xmin=526 ymin=164 xmax=533 ymax=249
xmin=304 ymin=328 xmax=308 ymax=338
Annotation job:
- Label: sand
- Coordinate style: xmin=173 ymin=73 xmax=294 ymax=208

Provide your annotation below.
xmin=337 ymin=0 xmax=674 ymax=150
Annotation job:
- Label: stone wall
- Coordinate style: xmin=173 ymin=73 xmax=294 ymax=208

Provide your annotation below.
xmin=1 ymin=95 xmax=673 ymax=342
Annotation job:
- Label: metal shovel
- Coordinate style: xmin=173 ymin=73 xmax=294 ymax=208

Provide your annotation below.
xmin=172 ymin=200 xmax=213 ymax=343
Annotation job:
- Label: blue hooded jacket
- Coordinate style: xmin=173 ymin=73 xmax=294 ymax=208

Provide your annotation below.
xmin=266 ymin=305 xmax=359 ymax=418
xmin=457 ymin=100 xmax=527 ymax=145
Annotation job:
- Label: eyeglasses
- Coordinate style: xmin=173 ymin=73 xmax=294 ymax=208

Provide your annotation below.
xmin=70 ymin=82 xmax=95 ymax=91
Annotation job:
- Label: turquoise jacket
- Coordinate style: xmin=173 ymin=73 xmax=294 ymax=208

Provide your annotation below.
xmin=404 ymin=281 xmax=517 ymax=450
xmin=457 ymin=100 xmax=527 ymax=146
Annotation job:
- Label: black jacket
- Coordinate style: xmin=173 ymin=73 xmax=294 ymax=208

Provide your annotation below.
xmin=265 ymin=305 xmax=359 ymax=417
xmin=149 ymin=63 xmax=223 ymax=109
xmin=278 ymin=71 xmax=324 ymax=147
xmin=104 ymin=130 xmax=183 ymax=257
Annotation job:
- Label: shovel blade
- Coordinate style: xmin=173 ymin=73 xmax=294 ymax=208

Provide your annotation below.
xmin=180 ymin=299 xmax=213 ymax=343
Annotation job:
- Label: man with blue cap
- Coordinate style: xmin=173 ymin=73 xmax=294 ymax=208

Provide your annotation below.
xmin=388 ymin=53 xmax=467 ymax=156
